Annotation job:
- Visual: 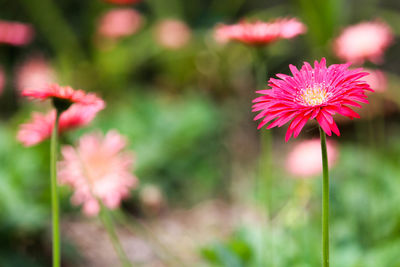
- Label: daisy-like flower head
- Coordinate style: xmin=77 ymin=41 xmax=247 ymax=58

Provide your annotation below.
xmin=214 ymin=17 xmax=306 ymax=45
xmin=17 ymin=103 xmax=105 ymax=146
xmin=22 ymin=83 xmax=104 ymax=109
xmin=286 ymin=139 xmax=338 ymax=178
xmin=58 ymin=130 xmax=138 ymax=216
xmin=334 ymin=20 xmax=393 ymax=65
xmin=252 ymin=58 xmax=372 ymax=142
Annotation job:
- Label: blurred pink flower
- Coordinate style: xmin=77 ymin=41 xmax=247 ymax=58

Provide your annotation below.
xmin=0 ymin=66 xmax=5 ymax=95
xmin=214 ymin=17 xmax=306 ymax=45
xmin=58 ymin=130 xmax=138 ymax=216
xmin=15 ymin=56 xmax=57 ymax=92
xmin=22 ymin=83 xmax=105 ymax=107
xmin=105 ymin=0 xmax=141 ymax=4
xmin=363 ymin=69 xmax=387 ymax=92
xmin=286 ymin=139 xmax=338 ymax=178
xmin=155 ymin=19 xmax=191 ymax=49
xmin=17 ymin=103 xmax=105 ymax=146
xmin=98 ymin=8 xmax=142 ymax=39
xmin=334 ymin=20 xmax=393 ymax=65
xmin=0 ymin=20 xmax=34 ymax=46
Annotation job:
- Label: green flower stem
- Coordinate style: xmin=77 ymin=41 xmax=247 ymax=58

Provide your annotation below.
xmin=253 ymin=47 xmax=274 ymax=266
xmin=99 ymin=203 xmax=132 ymax=267
xmin=319 ymin=126 xmax=329 ymax=267
xmin=50 ymin=111 xmax=61 ymax=267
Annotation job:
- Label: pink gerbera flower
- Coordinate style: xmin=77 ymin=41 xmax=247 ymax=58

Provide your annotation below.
xmin=286 ymin=139 xmax=338 ymax=178
xmin=334 ymin=20 xmax=393 ymax=64
xmin=252 ymin=58 xmax=372 ymax=142
xmin=22 ymin=83 xmax=103 ymax=106
xmin=58 ymin=130 xmax=138 ymax=216
xmin=215 ymin=17 xmax=306 ymax=45
xmin=17 ymin=103 xmax=105 ymax=146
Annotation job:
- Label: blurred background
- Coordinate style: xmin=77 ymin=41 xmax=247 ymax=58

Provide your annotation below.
xmin=1 ymin=0 xmax=400 ymax=266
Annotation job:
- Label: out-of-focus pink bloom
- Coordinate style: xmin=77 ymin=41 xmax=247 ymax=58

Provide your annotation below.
xmin=105 ymin=0 xmax=141 ymax=4
xmin=15 ymin=56 xmax=57 ymax=92
xmin=98 ymin=8 xmax=142 ymax=39
xmin=0 ymin=66 xmax=5 ymax=95
xmin=0 ymin=20 xmax=34 ymax=46
xmin=286 ymin=139 xmax=338 ymax=177
xmin=334 ymin=21 xmax=393 ymax=65
xmin=155 ymin=19 xmax=191 ymax=49
xmin=252 ymin=58 xmax=372 ymax=142
xmin=22 ymin=83 xmax=105 ymax=107
xmin=214 ymin=18 xmax=306 ymax=45
xmin=362 ymin=69 xmax=387 ymax=93
xmin=17 ymin=103 xmax=105 ymax=146
xmin=58 ymin=130 xmax=138 ymax=216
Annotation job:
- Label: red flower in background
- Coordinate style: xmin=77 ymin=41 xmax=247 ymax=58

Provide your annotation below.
xmin=18 ymin=84 xmax=105 ymax=146
xmin=58 ymin=130 xmax=138 ymax=216
xmin=334 ymin=20 xmax=393 ymax=65
xmin=215 ymin=18 xmax=306 ymax=45
xmin=22 ymin=83 xmax=104 ymax=106
xmin=17 ymin=103 xmax=105 ymax=146
xmin=0 ymin=20 xmax=34 ymax=46
xmin=252 ymin=58 xmax=372 ymax=142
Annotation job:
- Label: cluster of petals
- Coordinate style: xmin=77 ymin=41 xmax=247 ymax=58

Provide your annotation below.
xmin=0 ymin=20 xmax=34 ymax=46
xmin=22 ymin=83 xmax=104 ymax=106
xmin=286 ymin=139 xmax=338 ymax=178
xmin=18 ymin=84 xmax=105 ymax=146
xmin=15 ymin=56 xmax=57 ymax=92
xmin=17 ymin=103 xmax=105 ymax=146
xmin=333 ymin=20 xmax=393 ymax=64
xmin=252 ymin=58 xmax=372 ymax=142
xmin=215 ymin=17 xmax=306 ymax=45
xmin=98 ymin=8 xmax=142 ymax=39
xmin=58 ymin=130 xmax=138 ymax=216
xmin=155 ymin=19 xmax=191 ymax=49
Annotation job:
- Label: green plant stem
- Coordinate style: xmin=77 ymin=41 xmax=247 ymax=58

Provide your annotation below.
xmin=319 ymin=126 xmax=329 ymax=267
xmin=99 ymin=203 xmax=132 ymax=267
xmin=50 ymin=112 xmax=61 ymax=267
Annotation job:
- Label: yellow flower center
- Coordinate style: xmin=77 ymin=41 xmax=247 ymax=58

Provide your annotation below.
xmin=300 ymin=87 xmax=330 ymax=106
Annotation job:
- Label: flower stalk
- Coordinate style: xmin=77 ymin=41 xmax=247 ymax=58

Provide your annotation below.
xmin=99 ymin=202 xmax=132 ymax=267
xmin=50 ymin=110 xmax=61 ymax=267
xmin=319 ymin=126 xmax=329 ymax=267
